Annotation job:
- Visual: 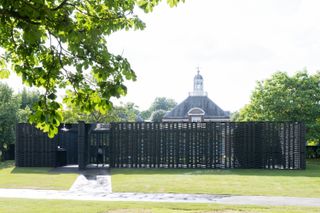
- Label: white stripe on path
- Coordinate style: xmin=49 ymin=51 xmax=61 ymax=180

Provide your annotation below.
xmin=0 ymin=188 xmax=320 ymax=207
xmin=69 ymin=174 xmax=112 ymax=194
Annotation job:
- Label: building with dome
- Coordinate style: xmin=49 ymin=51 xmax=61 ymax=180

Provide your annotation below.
xmin=162 ymin=70 xmax=230 ymax=122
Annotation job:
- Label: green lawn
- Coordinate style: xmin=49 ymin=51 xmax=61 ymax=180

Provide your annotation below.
xmin=0 ymin=198 xmax=319 ymax=213
xmin=0 ymin=161 xmax=78 ymax=190
xmin=111 ymin=160 xmax=320 ymax=197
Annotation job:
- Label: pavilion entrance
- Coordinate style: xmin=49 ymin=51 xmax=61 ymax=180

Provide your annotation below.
xmin=87 ymin=124 xmax=111 ymax=167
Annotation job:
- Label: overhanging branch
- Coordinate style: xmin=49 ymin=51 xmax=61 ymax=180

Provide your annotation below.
xmin=0 ymin=9 xmax=41 ymax=25
xmin=51 ymin=0 xmax=68 ymax=11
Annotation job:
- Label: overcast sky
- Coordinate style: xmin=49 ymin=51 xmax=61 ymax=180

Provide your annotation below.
xmin=4 ymin=0 xmax=320 ymax=112
xmin=107 ymin=0 xmax=320 ymax=112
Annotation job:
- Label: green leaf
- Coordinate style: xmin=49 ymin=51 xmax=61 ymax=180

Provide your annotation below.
xmin=167 ymin=0 xmax=180 ymax=7
xmin=0 ymin=69 xmax=10 ymax=79
xmin=0 ymin=0 xmax=184 ymax=137
xmin=47 ymin=93 xmax=57 ymax=100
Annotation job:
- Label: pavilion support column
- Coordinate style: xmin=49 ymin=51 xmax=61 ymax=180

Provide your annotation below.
xmin=15 ymin=123 xmax=21 ymax=167
xmin=78 ymin=121 xmax=87 ymax=170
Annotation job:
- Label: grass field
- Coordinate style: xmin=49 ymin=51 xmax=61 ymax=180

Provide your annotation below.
xmin=111 ymin=159 xmax=320 ymax=197
xmin=0 ymin=198 xmax=319 ymax=213
xmin=0 ymin=160 xmax=319 ymax=212
xmin=0 ymin=161 xmax=78 ymax=190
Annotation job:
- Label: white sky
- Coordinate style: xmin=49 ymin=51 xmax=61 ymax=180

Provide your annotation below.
xmin=3 ymin=0 xmax=320 ymax=112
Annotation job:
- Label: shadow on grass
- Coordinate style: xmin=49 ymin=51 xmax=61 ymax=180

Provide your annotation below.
xmin=10 ymin=167 xmax=61 ymax=175
xmin=4 ymin=160 xmax=320 ymax=177
xmin=10 ymin=166 xmax=81 ymax=175
xmin=111 ymin=160 xmax=320 ymax=178
xmin=0 ymin=161 xmax=79 ymax=175
xmin=0 ymin=160 xmax=15 ymax=170
xmin=0 ymin=161 xmax=60 ymax=175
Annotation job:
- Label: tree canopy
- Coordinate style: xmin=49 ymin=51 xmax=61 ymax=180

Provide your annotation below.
xmin=63 ymin=101 xmax=140 ymax=123
xmin=149 ymin=97 xmax=177 ymax=112
xmin=15 ymin=88 xmax=40 ymax=122
xmin=150 ymin=109 xmax=166 ymax=122
xmin=141 ymin=97 xmax=177 ymax=120
xmin=17 ymin=88 xmax=40 ymax=109
xmin=0 ymin=0 xmax=183 ymax=137
xmin=236 ymin=71 xmax=320 ymax=142
xmin=0 ymin=83 xmax=19 ymax=160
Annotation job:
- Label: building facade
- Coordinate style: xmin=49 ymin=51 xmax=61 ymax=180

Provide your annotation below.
xmin=162 ymin=70 xmax=230 ymax=122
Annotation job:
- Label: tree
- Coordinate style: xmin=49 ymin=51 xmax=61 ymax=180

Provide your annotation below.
xmin=116 ymin=102 xmax=140 ymax=122
xmin=15 ymin=88 xmax=40 ymax=123
xmin=16 ymin=106 xmax=32 ymax=123
xmin=18 ymin=88 xmax=40 ymax=109
xmin=236 ymin=71 xmax=320 ymax=141
xmin=141 ymin=97 xmax=177 ymax=120
xmin=0 ymin=0 xmax=184 ymax=137
xmin=0 ymin=83 xmax=19 ymax=161
xmin=141 ymin=110 xmax=152 ymax=121
xmin=101 ymin=102 xmax=140 ymax=122
xmin=150 ymin=109 xmax=166 ymax=122
xmin=62 ymin=102 xmax=140 ymax=123
xmin=230 ymin=111 xmax=240 ymax=121
xmin=149 ymin=97 xmax=177 ymax=111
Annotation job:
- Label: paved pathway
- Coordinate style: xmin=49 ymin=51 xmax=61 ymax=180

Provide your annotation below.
xmin=69 ymin=167 xmax=112 ymax=194
xmin=1 ymin=166 xmax=320 ymax=207
xmin=1 ymin=189 xmax=320 ymax=207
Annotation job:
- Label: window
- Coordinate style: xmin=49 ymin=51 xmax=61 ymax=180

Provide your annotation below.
xmin=191 ymin=116 xmax=202 ymax=122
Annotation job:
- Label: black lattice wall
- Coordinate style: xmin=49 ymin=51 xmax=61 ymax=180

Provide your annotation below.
xmin=15 ymin=122 xmax=306 ymax=169
xmin=15 ymin=123 xmax=78 ymax=167
xmin=109 ymin=122 xmax=305 ymax=169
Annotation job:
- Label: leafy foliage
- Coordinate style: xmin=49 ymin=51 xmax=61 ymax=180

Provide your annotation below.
xmin=141 ymin=97 xmax=177 ymax=120
xmin=230 ymin=111 xmax=240 ymax=121
xmin=149 ymin=97 xmax=177 ymax=112
xmin=0 ymin=83 xmax=19 ymax=160
xmin=17 ymin=88 xmax=40 ymax=109
xmin=0 ymin=0 xmax=183 ymax=137
xmin=16 ymin=106 xmax=32 ymax=123
xmin=237 ymin=71 xmax=320 ymax=141
xmin=62 ymin=102 xmax=140 ymax=123
xmin=150 ymin=109 xmax=166 ymax=122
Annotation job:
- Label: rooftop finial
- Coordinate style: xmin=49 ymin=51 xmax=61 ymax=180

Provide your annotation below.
xmin=197 ymin=66 xmax=200 ymax=74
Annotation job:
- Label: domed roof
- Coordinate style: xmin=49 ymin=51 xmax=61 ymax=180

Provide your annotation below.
xmin=194 ymin=71 xmax=203 ymax=80
xmin=163 ymin=96 xmax=230 ymax=119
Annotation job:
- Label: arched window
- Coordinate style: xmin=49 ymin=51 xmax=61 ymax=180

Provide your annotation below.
xmin=188 ymin=107 xmax=205 ymax=122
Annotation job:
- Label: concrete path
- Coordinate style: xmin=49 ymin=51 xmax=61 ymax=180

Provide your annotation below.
xmin=69 ymin=168 xmax=112 ymax=194
xmin=1 ymin=188 xmax=320 ymax=207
